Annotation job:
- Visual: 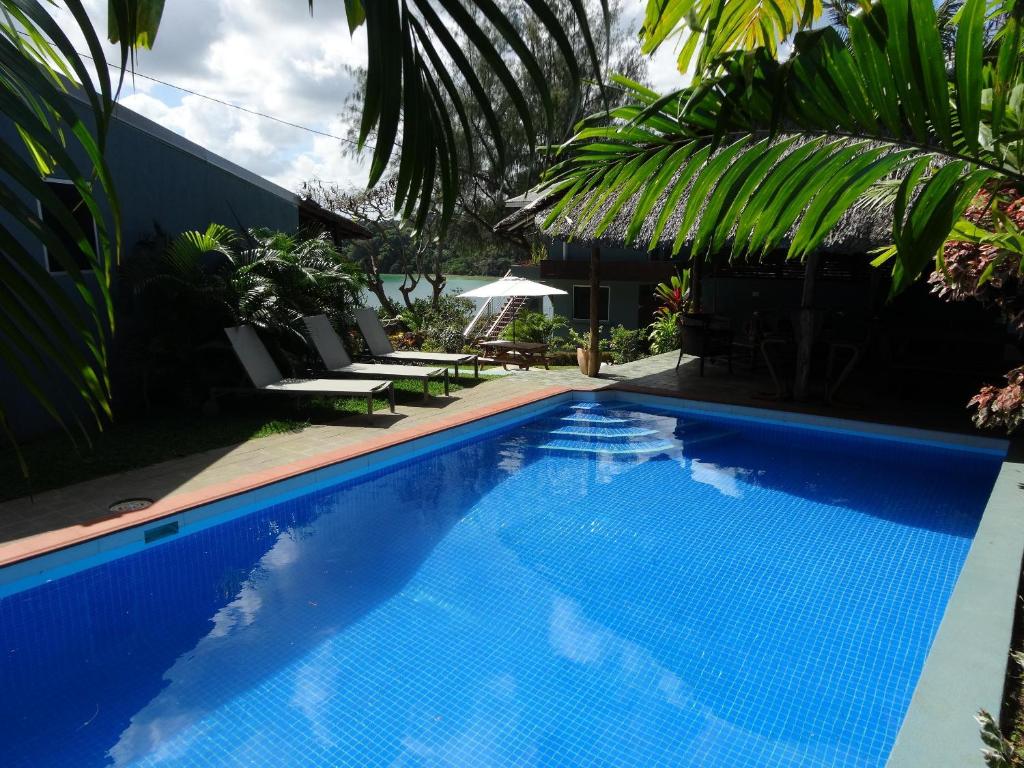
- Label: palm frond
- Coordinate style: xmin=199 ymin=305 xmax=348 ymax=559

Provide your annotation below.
xmin=640 ymin=0 xmax=823 ymax=74
xmin=546 ymin=0 xmax=1024 ymax=296
xmin=0 ymin=0 xmax=162 ymax=472
xmin=334 ymin=0 xmax=605 ymax=235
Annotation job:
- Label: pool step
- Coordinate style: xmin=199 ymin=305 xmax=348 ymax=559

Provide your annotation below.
xmin=560 ymin=413 xmax=631 ymax=424
xmin=546 ymin=425 xmax=659 ymax=438
xmin=537 ymin=438 xmax=676 ymax=455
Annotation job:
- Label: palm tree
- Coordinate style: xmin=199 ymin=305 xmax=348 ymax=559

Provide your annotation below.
xmin=1 ymin=0 xmax=599 ymax=469
xmin=544 ymin=0 xmax=1023 ymax=295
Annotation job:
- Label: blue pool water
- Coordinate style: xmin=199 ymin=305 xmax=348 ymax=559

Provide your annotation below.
xmin=0 ymin=400 xmax=1003 ymax=767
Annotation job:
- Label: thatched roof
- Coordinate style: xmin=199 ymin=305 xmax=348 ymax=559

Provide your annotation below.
xmin=495 ymin=136 xmax=898 ymax=256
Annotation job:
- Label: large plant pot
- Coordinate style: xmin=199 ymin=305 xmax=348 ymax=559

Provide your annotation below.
xmin=576 ymin=347 xmax=591 ymax=375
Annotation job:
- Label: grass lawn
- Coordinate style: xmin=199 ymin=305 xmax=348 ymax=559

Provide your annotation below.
xmin=0 ymin=375 xmax=481 ymax=502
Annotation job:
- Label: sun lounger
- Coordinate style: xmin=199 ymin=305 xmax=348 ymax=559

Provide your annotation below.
xmin=224 ymin=325 xmax=395 ymax=415
xmin=302 ymin=315 xmax=449 ymax=401
xmin=354 ymin=307 xmax=479 ymax=378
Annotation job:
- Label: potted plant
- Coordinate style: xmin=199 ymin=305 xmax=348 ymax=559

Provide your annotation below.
xmin=569 ymin=327 xmax=605 ymax=375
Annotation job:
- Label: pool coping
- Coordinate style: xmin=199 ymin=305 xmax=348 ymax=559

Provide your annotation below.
xmin=884 ymin=440 xmax=1024 ymax=768
xmin=1 ymin=387 xmax=1020 ymax=768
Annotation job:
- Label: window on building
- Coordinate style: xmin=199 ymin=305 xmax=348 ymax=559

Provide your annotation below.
xmin=572 ymin=285 xmax=610 ymax=322
xmin=39 ymin=179 xmax=97 ymax=273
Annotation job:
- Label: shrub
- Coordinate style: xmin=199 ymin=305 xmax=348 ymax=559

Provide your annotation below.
xmin=647 ymin=312 xmax=681 ymax=355
xmin=969 ymin=365 xmax=1024 ymax=433
xmin=568 ymin=326 xmax=610 ymax=352
xmin=399 ymin=295 xmax=474 ymax=352
xmin=609 ymin=325 xmax=649 ymax=363
xmin=500 ymin=311 xmax=568 ymax=346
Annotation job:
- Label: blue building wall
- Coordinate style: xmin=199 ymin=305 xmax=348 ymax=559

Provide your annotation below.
xmin=0 ymin=95 xmax=300 ymax=439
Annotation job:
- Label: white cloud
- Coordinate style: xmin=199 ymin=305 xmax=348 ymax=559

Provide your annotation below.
xmin=54 ymin=2 xmax=689 ymax=196
xmin=56 ymin=0 xmax=371 ymax=192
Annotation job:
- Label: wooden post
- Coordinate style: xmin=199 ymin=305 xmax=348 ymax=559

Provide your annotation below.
xmin=588 ymin=245 xmax=601 ymax=377
xmin=793 ymin=250 xmax=822 ymax=401
xmin=690 ymin=255 xmax=703 ymax=313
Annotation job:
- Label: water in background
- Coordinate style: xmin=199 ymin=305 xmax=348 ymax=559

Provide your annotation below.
xmin=0 ymin=401 xmax=1003 ymax=768
xmin=363 ymin=274 xmax=492 ymax=311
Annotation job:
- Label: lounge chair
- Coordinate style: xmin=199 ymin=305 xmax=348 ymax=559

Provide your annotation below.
xmin=302 ymin=314 xmax=449 ymax=402
xmin=223 ymin=325 xmax=395 ymax=415
xmin=354 ymin=307 xmax=479 ymax=378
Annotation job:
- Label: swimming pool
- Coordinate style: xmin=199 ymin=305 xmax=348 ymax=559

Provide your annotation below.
xmin=0 ymin=398 xmax=1004 ymax=767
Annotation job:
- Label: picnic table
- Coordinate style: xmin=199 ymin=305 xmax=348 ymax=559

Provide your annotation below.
xmin=478 ymin=340 xmax=550 ymax=371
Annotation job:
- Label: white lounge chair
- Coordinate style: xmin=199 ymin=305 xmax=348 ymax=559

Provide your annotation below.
xmin=223 ymin=325 xmax=395 ymax=415
xmin=302 ymin=314 xmax=449 ymax=401
xmin=354 ymin=307 xmax=479 ymax=378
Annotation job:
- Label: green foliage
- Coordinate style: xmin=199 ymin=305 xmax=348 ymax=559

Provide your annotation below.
xmin=639 ymin=0 xmax=822 ymax=74
xmin=654 ymin=271 xmax=692 ymax=316
xmin=501 ymin=311 xmax=568 ymax=345
xmin=338 ymin=0 xmax=602 ymax=235
xmin=979 ymin=707 xmax=1016 ymax=767
xmin=0 ymin=0 xmax=164 ymax=471
xmin=648 ymin=312 xmax=682 ymax=355
xmin=609 ymin=325 xmax=649 ymax=363
xmin=544 ymin=0 xmax=1024 ymax=297
xmin=399 ymin=294 xmax=475 ymax=352
xmin=118 ymin=225 xmax=364 ymax=408
xmin=568 ymin=326 xmax=610 ymax=352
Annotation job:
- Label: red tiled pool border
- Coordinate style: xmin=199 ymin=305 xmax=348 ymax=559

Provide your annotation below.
xmin=0 ymin=386 xmax=572 ymax=569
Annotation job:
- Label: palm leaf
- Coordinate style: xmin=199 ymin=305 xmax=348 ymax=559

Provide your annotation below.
xmin=336 ymin=0 xmax=604 ymax=235
xmin=546 ymin=0 xmax=1024 ymax=294
xmin=0 ymin=0 xmax=162 ymax=475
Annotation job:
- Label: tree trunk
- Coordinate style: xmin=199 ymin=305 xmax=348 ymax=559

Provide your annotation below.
xmin=366 ymin=280 xmax=397 ymax=316
xmin=588 ymin=246 xmax=601 ymax=377
xmin=425 ymin=263 xmax=446 ymax=306
xmin=398 ymin=271 xmax=420 ymax=310
xmin=363 ymin=236 xmax=398 ymax=316
xmin=793 ymin=251 xmax=822 ymax=401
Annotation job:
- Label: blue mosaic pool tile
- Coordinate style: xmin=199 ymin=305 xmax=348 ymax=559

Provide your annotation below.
xmin=544 ymin=425 xmax=659 ymax=438
xmin=0 ymin=403 xmax=1002 ymax=768
xmin=560 ymin=412 xmax=631 ymax=424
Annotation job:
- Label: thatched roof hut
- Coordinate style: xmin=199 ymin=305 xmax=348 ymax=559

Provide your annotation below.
xmin=496 ymin=135 xmax=899 ymax=257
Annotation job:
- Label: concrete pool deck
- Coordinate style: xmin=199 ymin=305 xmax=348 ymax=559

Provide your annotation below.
xmin=0 ymin=352 xmax=1021 ymax=767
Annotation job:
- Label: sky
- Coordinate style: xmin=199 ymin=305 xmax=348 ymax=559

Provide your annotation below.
xmin=54 ymin=1 xmax=691 ymax=195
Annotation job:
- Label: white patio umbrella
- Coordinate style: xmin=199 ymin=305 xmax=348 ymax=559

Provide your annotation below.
xmin=459 ymin=276 xmax=566 ymax=343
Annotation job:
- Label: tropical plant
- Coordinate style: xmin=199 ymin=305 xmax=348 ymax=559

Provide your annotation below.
xmin=979 ymin=707 xmax=1016 ymax=767
xmin=0 ymin=0 xmax=162 ymax=469
xmin=654 ymin=271 xmax=692 ymax=316
xmin=500 ymin=310 xmax=569 ymax=345
xmin=120 ymin=225 xmax=364 ymax=406
xmin=340 ymin=0 xmax=605 ymax=234
xmin=398 ymin=294 xmax=475 ymax=351
xmin=543 ymin=0 xmax=1024 ymax=298
xmin=639 ymin=0 xmax=823 ymax=74
xmin=648 ymin=312 xmax=682 ymax=354
xmin=970 ymin=365 xmax=1024 ymax=432
xmin=3 ymin=0 xmax=605 ymax=467
xmin=568 ymin=326 xmax=610 ymax=351
xmin=609 ymin=324 xmax=649 ymax=363
xmin=933 ymin=190 xmax=1024 ymax=333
